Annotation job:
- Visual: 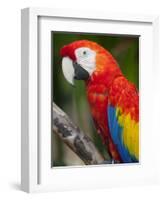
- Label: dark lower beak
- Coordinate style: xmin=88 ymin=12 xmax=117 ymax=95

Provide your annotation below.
xmin=73 ymin=62 xmax=89 ymax=80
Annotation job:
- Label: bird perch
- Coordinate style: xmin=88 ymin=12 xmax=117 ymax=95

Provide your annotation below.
xmin=52 ymin=103 xmax=105 ymax=165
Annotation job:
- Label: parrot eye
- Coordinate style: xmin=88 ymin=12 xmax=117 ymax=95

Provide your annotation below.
xmin=83 ymin=51 xmax=87 ymax=55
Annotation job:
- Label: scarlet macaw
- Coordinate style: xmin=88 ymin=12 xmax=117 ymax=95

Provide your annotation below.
xmin=60 ymin=40 xmax=139 ymax=163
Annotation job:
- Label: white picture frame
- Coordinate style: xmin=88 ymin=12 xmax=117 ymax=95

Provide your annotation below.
xmin=21 ymin=7 xmax=159 ymax=193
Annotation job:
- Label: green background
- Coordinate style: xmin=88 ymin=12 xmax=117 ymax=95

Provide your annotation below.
xmin=52 ymin=32 xmax=139 ymax=167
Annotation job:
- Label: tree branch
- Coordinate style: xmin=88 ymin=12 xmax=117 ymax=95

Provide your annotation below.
xmin=52 ymin=103 xmax=105 ymax=165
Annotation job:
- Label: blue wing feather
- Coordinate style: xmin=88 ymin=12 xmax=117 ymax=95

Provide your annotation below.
xmin=108 ymin=106 xmax=137 ymax=163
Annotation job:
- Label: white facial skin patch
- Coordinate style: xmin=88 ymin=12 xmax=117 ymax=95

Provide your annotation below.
xmin=74 ymin=47 xmax=96 ymax=75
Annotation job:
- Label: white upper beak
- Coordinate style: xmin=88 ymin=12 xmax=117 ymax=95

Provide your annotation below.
xmin=62 ymin=57 xmax=75 ymax=85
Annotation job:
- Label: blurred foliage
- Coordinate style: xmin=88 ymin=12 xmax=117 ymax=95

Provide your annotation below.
xmin=52 ymin=32 xmax=139 ymax=167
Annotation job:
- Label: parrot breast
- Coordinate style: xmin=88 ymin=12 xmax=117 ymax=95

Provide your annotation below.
xmin=86 ymin=72 xmax=123 ymax=162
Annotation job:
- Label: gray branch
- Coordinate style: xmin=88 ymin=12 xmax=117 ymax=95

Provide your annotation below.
xmin=52 ymin=103 xmax=105 ymax=165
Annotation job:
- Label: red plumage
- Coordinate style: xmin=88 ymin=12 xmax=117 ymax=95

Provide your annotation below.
xmin=61 ymin=40 xmax=139 ymax=162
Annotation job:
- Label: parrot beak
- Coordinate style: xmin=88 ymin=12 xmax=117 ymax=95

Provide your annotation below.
xmin=62 ymin=57 xmax=75 ymax=85
xmin=62 ymin=57 xmax=90 ymax=86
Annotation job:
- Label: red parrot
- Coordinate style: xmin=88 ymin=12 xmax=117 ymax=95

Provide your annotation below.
xmin=60 ymin=40 xmax=139 ymax=163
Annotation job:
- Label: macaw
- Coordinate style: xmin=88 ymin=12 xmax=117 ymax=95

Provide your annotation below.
xmin=60 ymin=40 xmax=139 ymax=163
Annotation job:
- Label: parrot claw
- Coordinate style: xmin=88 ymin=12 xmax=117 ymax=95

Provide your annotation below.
xmin=100 ymin=159 xmax=119 ymax=164
xmin=100 ymin=159 xmax=113 ymax=164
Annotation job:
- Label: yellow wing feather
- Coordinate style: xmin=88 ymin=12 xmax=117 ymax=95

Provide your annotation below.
xmin=116 ymin=107 xmax=139 ymax=160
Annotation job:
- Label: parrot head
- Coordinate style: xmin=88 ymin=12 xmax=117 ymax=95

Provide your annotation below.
xmin=60 ymin=40 xmax=119 ymax=85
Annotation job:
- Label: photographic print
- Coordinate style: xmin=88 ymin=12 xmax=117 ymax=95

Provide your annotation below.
xmin=52 ymin=32 xmax=139 ymax=167
xmin=21 ymin=9 xmax=159 ymax=192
